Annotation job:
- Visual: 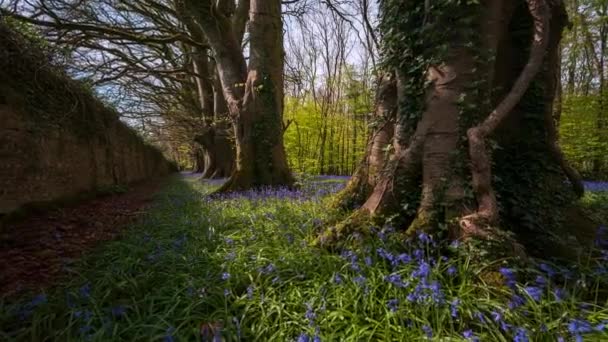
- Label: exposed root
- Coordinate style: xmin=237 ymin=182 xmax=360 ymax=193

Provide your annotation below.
xmin=314 ymin=210 xmax=373 ymax=249
xmin=465 ymin=0 xmax=550 ymax=226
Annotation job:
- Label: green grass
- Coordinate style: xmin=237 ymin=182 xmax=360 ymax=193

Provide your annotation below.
xmin=1 ymin=176 xmax=607 ymax=341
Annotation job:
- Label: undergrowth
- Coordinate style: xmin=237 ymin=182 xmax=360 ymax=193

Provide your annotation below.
xmin=1 ymin=176 xmax=607 ymax=341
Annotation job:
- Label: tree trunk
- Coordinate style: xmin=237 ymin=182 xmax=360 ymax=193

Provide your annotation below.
xmin=332 ymin=72 xmax=397 ymax=209
xmin=188 ymin=0 xmax=293 ymax=190
xmin=218 ymin=0 xmax=294 ymax=190
xmin=321 ymin=0 xmax=584 ymax=257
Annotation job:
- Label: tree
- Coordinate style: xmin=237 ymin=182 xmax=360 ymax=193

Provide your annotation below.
xmin=185 ymin=0 xmax=294 ymax=190
xmin=323 ymin=0 xmax=585 ymax=257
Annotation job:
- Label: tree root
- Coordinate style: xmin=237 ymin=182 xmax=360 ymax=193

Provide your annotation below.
xmin=465 ymin=0 xmax=550 ymax=228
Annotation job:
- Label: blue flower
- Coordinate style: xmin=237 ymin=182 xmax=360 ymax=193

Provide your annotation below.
xmin=111 ymin=305 xmax=126 ymax=317
xmin=524 ymin=286 xmax=542 ymax=301
xmin=384 ymin=274 xmax=407 ymax=288
xmin=450 ymin=298 xmax=459 ymax=318
xmin=447 ymin=266 xmax=457 ymax=276
xmin=568 ymin=319 xmax=594 ymax=335
xmin=422 ymin=325 xmax=433 ymax=339
xmin=463 ymin=329 xmax=479 ymax=341
xmin=508 ymin=294 xmax=525 ymax=309
xmin=297 ymin=333 xmax=310 ymax=342
xmin=305 ymin=302 xmax=317 ymax=324
xmin=413 ymin=261 xmax=431 ymax=279
xmin=353 ymin=275 xmax=366 ymax=286
xmin=553 ymin=287 xmax=567 ymax=302
xmin=221 ymin=272 xmax=231 ymax=281
xmin=539 ymin=263 xmax=556 ymax=278
xmin=79 ymin=283 xmax=92 ymax=299
xmin=387 ymin=298 xmax=399 ymax=312
xmin=364 ymin=256 xmax=373 ymax=266
xmin=224 ymin=289 xmax=231 ymax=297
xmin=513 ymin=327 xmax=529 ymax=342
xmin=499 ymin=268 xmax=517 ymax=288
xmin=247 ymin=285 xmax=254 ymax=299
xmin=333 ymin=273 xmax=343 ymax=285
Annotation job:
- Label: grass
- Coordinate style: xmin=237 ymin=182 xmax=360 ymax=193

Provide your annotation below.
xmin=1 ymin=176 xmax=607 ymax=341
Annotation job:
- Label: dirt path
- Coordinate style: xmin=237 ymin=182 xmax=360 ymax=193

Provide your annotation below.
xmin=0 ymin=178 xmax=167 ymax=299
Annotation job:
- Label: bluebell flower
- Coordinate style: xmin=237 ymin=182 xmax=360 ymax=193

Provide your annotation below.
xmin=305 ymin=302 xmax=316 ymax=324
xmin=354 ymin=275 xmax=366 ymax=286
xmin=422 ymin=325 xmax=433 ymax=339
xmin=29 ymin=294 xmax=47 ymax=308
xmin=499 ymin=268 xmax=517 ymax=288
xmin=297 ymin=333 xmax=310 ymax=342
xmin=225 ymin=251 xmax=236 ymax=261
xmin=246 ymin=285 xmax=254 ymax=299
xmin=163 ymin=326 xmax=176 ymax=342
xmin=474 ymin=311 xmax=486 ymax=323
xmin=418 ymin=232 xmax=431 ymax=244
xmin=538 ymin=263 xmax=556 ymax=278
xmin=224 ymin=289 xmax=231 ymax=297
xmin=568 ymin=319 xmax=594 ymax=335
xmin=513 ymin=327 xmax=529 ymax=342
xmin=384 ymin=274 xmax=407 ymax=288
xmin=508 ymin=294 xmax=525 ymax=309
xmin=387 ymin=298 xmax=399 ymax=312
xmin=450 ymin=298 xmax=459 ymax=318
xmin=447 ymin=266 xmax=457 ymax=276
xmin=79 ymin=282 xmax=92 ymax=299
xmin=524 ymin=286 xmax=542 ymax=301
xmin=111 ymin=305 xmax=126 ymax=317
xmin=463 ymin=329 xmax=479 ymax=341
xmin=553 ymin=287 xmax=567 ymax=302
xmin=313 ymin=335 xmax=321 ymax=342
xmin=221 ymin=272 xmax=231 ymax=280
xmin=413 ymin=249 xmax=425 ymax=261
xmin=364 ymin=256 xmax=373 ymax=266
xmin=333 ymin=273 xmax=343 ymax=285
xmin=413 ymin=261 xmax=431 ymax=279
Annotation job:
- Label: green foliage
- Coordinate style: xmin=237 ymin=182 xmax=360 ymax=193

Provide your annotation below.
xmin=2 ymin=176 xmax=607 ymax=341
xmin=560 ymin=94 xmax=608 ymax=179
xmin=283 ymin=68 xmax=372 ymax=175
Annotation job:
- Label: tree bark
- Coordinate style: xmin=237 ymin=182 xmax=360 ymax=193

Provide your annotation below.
xmin=188 ymin=0 xmax=293 ymax=190
xmin=321 ymin=0 xmax=583 ymax=257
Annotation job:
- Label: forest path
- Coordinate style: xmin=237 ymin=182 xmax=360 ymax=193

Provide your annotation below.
xmin=0 ymin=178 xmax=168 ymax=298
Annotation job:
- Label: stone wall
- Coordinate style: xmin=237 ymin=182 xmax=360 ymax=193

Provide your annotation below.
xmin=0 ymin=22 xmax=173 ymax=215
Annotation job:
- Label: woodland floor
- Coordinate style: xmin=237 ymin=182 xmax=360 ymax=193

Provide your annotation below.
xmin=0 ymin=175 xmax=607 ymax=341
xmin=0 ymin=177 xmax=167 ymax=298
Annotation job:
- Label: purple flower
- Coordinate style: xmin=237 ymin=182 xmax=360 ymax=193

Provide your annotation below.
xmin=353 ymin=275 xmax=366 ymax=286
xmin=297 ymin=333 xmax=310 ymax=342
xmin=413 ymin=261 xmax=431 ymax=279
xmin=384 ymin=274 xmax=407 ymax=288
xmin=111 ymin=305 xmax=126 ymax=317
xmin=247 ymin=285 xmax=254 ymax=299
xmin=508 ymin=294 xmax=525 ymax=309
xmin=422 ymin=325 xmax=433 ymax=339
xmin=447 ymin=266 xmax=457 ymax=276
xmin=364 ymin=256 xmax=373 ymax=266
xmin=524 ymin=286 xmax=542 ymax=301
xmin=539 ymin=263 xmax=556 ymax=277
xmin=221 ymin=272 xmax=231 ymax=281
xmin=499 ymin=268 xmax=517 ymax=288
xmin=513 ymin=327 xmax=529 ymax=342
xmin=450 ymin=298 xmax=459 ymax=318
xmin=463 ymin=329 xmax=479 ymax=341
xmin=333 ymin=273 xmax=343 ymax=285
xmin=305 ymin=303 xmax=316 ymax=324
xmin=553 ymin=287 xmax=567 ymax=302
xmin=387 ymin=298 xmax=399 ymax=312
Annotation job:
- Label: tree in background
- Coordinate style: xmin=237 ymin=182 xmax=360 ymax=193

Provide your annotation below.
xmin=560 ymin=0 xmax=608 ymax=179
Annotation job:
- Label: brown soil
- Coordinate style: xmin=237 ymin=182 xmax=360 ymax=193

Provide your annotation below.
xmin=0 ymin=179 xmax=166 ymax=299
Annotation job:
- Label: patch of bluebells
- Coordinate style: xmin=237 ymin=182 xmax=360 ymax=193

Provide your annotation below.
xmin=582 ymin=181 xmax=608 ymax=192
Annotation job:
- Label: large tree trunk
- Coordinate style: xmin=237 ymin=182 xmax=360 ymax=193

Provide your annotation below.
xmin=220 ymin=0 xmax=294 ymax=190
xmin=321 ymin=0 xmax=584 ymax=257
xmin=188 ymin=0 xmax=293 ymax=190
